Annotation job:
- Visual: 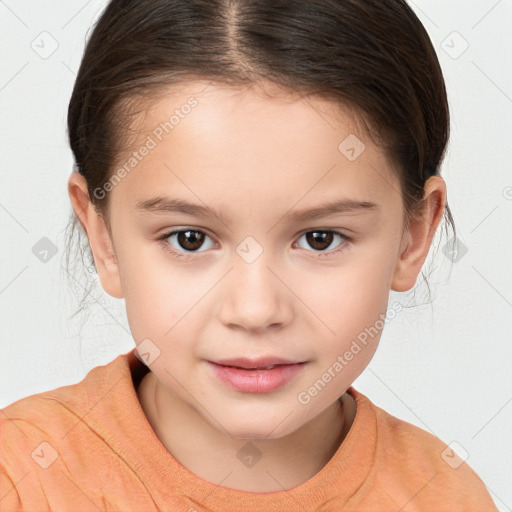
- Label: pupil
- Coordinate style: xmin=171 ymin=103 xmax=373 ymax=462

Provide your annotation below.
xmin=306 ymin=231 xmax=333 ymax=251
xmin=178 ymin=230 xmax=204 ymax=251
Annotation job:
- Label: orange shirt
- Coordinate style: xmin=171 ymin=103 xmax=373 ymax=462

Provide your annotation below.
xmin=1 ymin=348 xmax=497 ymax=511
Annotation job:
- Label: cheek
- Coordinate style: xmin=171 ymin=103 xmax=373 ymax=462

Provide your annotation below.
xmin=121 ymin=257 xmax=221 ymax=366
xmin=297 ymin=255 xmax=394 ymax=332
xmin=292 ymin=253 xmax=395 ymax=386
xmin=120 ymin=254 xmax=194 ymax=343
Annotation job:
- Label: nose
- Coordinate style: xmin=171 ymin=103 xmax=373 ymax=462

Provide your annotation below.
xmin=218 ymin=251 xmax=293 ymax=333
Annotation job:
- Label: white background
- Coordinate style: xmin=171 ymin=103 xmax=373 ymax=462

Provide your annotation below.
xmin=0 ymin=0 xmax=511 ymax=510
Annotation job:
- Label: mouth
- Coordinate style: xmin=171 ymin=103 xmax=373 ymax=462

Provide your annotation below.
xmin=211 ymin=356 xmax=305 ymax=370
xmin=207 ymin=360 xmax=307 ymax=394
xmin=217 ymin=363 xmax=292 ymax=370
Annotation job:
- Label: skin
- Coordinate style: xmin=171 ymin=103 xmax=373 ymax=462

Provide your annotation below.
xmin=68 ymin=80 xmax=446 ymax=492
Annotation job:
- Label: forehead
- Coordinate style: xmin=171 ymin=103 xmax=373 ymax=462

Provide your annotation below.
xmin=125 ymin=80 xmax=358 ymax=146
xmin=111 ymin=80 xmax=401 ymax=214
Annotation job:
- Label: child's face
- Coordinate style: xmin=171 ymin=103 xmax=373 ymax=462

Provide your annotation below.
xmin=76 ymin=81 xmax=440 ymax=439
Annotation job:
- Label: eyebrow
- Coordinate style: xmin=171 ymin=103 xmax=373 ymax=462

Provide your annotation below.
xmin=135 ymin=196 xmax=379 ymax=224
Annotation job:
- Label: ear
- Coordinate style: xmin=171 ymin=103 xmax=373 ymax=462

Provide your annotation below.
xmin=67 ymin=172 xmax=124 ymax=299
xmin=391 ymin=176 xmax=447 ymax=292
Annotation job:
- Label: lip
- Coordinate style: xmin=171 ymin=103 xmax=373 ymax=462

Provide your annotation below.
xmin=212 ymin=356 xmax=303 ymax=370
xmin=207 ymin=360 xmax=306 ymax=393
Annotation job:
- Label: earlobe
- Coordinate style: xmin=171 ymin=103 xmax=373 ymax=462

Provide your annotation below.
xmin=89 ymin=211 xmax=124 ymax=299
xmin=67 ymin=172 xmax=124 ymax=299
xmin=391 ymin=229 xmax=418 ymax=292
xmin=391 ymin=176 xmax=447 ymax=292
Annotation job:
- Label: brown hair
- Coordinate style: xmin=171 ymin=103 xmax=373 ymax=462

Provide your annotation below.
xmin=65 ymin=0 xmax=456 ymax=317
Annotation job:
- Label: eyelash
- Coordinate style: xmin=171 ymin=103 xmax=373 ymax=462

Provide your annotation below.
xmin=156 ymin=228 xmax=353 ymax=260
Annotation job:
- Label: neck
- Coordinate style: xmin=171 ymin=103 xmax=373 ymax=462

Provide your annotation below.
xmin=136 ymin=371 xmax=356 ymax=492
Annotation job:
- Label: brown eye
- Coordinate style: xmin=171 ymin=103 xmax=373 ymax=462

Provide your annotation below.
xmin=176 ymin=230 xmax=205 ymax=251
xmin=305 ymin=231 xmax=335 ymax=251
xmin=294 ymin=230 xmax=350 ymax=256
xmin=160 ymin=229 xmax=216 ymax=256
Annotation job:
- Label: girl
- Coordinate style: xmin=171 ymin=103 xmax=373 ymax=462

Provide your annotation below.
xmin=0 ymin=0 xmax=498 ymax=510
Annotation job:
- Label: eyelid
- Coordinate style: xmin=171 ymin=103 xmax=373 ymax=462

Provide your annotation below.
xmin=295 ymin=226 xmax=351 ymax=238
xmin=157 ymin=224 xmax=216 ymax=238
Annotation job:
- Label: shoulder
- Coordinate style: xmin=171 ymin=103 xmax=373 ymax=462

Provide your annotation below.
xmin=0 ymin=388 xmax=82 ymax=510
xmin=0 ymin=353 xmax=126 ymax=449
xmin=0 ymin=386 xmax=86 ymax=469
xmin=352 ymin=389 xmax=498 ymax=511
xmin=0 ymin=352 xmax=136 ymax=511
